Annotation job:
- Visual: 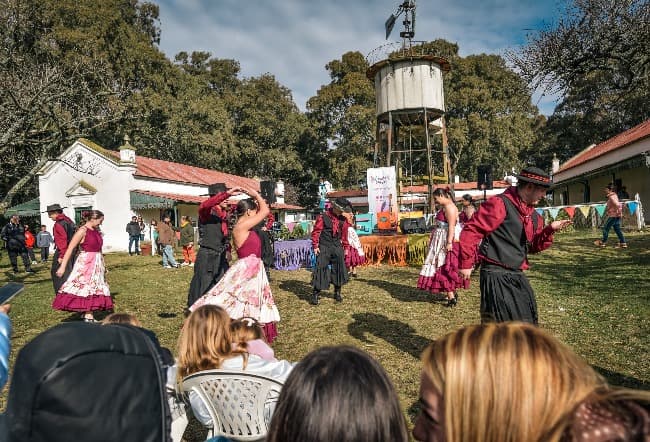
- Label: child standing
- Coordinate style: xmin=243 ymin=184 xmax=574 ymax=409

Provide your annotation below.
xmin=23 ymin=225 xmax=37 ymax=265
xmin=36 ymin=225 xmax=54 ymax=263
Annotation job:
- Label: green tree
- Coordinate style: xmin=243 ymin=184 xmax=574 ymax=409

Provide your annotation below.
xmin=509 ymin=0 xmax=650 ymax=162
xmin=306 ymin=51 xmax=375 ymax=190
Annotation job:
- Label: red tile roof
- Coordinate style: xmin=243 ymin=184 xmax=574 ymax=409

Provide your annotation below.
xmin=101 ymin=148 xmax=259 ymax=189
xmin=557 ymin=119 xmax=650 ymax=173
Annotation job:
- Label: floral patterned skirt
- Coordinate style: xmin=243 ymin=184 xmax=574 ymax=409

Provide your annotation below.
xmin=190 ymin=255 xmax=281 ymax=339
xmin=52 ymin=251 xmax=113 ymax=312
xmin=417 ymin=227 xmax=468 ymax=294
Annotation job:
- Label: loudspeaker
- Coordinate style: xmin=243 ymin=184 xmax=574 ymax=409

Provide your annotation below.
xmin=260 ymin=181 xmax=276 ymax=204
xmin=400 ymin=217 xmax=427 ymax=234
xmin=207 ymin=183 xmax=227 ymax=196
xmin=477 ymin=165 xmax=493 ymax=190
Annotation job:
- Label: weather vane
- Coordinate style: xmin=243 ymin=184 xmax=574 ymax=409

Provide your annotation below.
xmin=385 ymin=0 xmax=416 ymax=43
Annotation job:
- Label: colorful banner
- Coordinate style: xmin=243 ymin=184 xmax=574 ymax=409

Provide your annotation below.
xmin=535 ymin=208 xmax=545 ymax=216
xmin=595 ymin=204 xmax=606 ymax=217
xmin=548 ymin=208 xmax=560 ymax=220
xmin=578 ymin=206 xmax=591 ymax=218
xmin=367 ymin=167 xmax=398 ymax=216
xmin=563 ymin=207 xmax=576 ymax=219
xmin=627 ymin=201 xmax=638 ymax=215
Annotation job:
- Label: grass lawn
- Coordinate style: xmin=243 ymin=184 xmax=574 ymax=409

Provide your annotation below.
xmin=1 ymin=229 xmax=649 ymax=438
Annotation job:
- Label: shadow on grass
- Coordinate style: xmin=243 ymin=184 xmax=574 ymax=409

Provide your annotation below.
xmin=358 ymin=277 xmax=445 ymax=304
xmin=278 ymin=279 xmax=313 ymax=303
xmin=348 ymin=312 xmax=432 ymax=360
xmin=594 ymin=366 xmax=650 ymax=390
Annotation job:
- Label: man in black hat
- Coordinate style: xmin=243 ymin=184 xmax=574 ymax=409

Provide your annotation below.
xmin=1 ymin=215 xmax=35 ymax=274
xmin=309 ymin=197 xmax=351 ymax=305
xmin=458 ymin=166 xmax=572 ymax=324
xmin=46 ymin=204 xmax=76 ymax=294
xmin=187 ymin=184 xmax=241 ymax=309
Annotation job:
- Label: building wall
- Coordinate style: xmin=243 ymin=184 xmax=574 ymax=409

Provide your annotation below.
xmin=38 ymin=143 xmax=135 ymax=253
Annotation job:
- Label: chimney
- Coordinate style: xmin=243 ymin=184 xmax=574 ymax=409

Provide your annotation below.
xmin=119 ymin=134 xmax=136 ymax=164
xmin=551 ymin=153 xmax=560 ymax=174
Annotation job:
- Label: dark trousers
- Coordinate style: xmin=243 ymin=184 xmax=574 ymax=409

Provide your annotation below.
xmin=479 ymin=264 xmax=538 ymax=325
xmin=40 ymin=247 xmax=50 ymax=262
xmin=602 ymin=217 xmax=626 ymax=244
xmin=26 ymin=247 xmax=36 ymax=262
xmin=8 ymin=249 xmax=31 ymax=272
xmin=311 ymin=244 xmax=348 ymax=291
xmin=128 ymin=235 xmax=140 ymax=254
xmin=51 ymin=250 xmax=75 ymax=294
xmin=187 ymin=247 xmax=229 ymax=308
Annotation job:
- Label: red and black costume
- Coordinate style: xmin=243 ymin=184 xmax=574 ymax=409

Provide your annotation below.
xmin=310 ymin=208 xmax=350 ymax=304
xmin=459 ymin=186 xmax=555 ymax=324
xmin=51 ymin=213 xmax=76 ymax=294
xmin=187 ymin=191 xmax=231 ymax=307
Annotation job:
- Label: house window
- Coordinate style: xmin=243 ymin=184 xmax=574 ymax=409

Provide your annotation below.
xmin=74 ymin=206 xmax=92 ymax=225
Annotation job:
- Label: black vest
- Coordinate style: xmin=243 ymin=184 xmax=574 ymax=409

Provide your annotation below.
xmin=198 ymin=214 xmax=227 ymax=250
xmin=319 ymin=213 xmax=344 ymax=248
xmin=479 ymin=195 xmax=538 ymax=270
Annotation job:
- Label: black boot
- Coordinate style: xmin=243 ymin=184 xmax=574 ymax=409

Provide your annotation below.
xmin=334 ymin=286 xmax=342 ymax=303
xmin=311 ymin=289 xmax=320 ymax=305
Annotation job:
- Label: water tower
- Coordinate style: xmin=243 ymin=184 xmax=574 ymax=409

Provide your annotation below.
xmin=366 ymin=0 xmax=451 ymax=212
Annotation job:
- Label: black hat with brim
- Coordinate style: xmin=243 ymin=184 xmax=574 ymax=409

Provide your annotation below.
xmin=515 ymin=167 xmax=552 ymax=188
xmin=201 ymin=183 xmax=228 ymax=196
xmin=43 ymin=204 xmax=67 ymax=213
xmin=330 ymin=198 xmax=350 ymax=212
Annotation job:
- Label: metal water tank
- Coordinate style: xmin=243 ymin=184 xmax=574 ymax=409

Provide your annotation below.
xmin=368 ymin=55 xmax=448 ymax=120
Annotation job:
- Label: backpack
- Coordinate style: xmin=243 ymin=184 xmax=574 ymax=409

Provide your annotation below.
xmin=1 ymin=322 xmax=172 ymax=442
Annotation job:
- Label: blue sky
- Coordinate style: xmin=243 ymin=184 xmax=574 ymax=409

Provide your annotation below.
xmin=152 ymin=0 xmax=566 ymax=115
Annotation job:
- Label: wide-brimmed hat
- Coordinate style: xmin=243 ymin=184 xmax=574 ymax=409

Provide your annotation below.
xmin=515 ymin=166 xmax=552 ymax=188
xmin=201 ymin=183 xmax=228 ymax=196
xmin=330 ymin=198 xmax=350 ymax=212
xmin=43 ymin=203 xmax=67 ymax=213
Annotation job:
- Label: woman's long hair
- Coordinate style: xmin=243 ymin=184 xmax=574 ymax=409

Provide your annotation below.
xmin=267 ymin=345 xmax=409 ymax=442
xmin=421 ymin=322 xmax=607 ymax=442
xmin=177 ymin=305 xmax=247 ymax=380
xmin=80 ymin=209 xmax=104 ymax=225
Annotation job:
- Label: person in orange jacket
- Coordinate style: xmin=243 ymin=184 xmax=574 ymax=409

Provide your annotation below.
xmin=24 ymin=224 xmax=37 ymax=265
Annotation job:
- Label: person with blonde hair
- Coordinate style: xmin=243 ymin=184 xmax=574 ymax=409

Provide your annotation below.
xmin=102 ymin=312 xmax=142 ymax=327
xmin=177 ymin=305 xmax=293 ymax=428
xmin=413 ymin=322 xmax=650 ymax=442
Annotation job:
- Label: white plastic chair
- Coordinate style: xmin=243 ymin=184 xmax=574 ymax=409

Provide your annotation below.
xmin=182 ymin=369 xmax=283 ymax=441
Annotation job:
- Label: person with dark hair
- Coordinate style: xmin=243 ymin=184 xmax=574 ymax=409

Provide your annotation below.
xmin=418 ymin=187 xmax=467 ymax=306
xmin=187 ymin=186 xmax=241 ymax=308
xmin=459 ymin=194 xmax=476 ymax=224
xmin=595 ymin=184 xmax=628 ymax=249
xmin=179 ymin=215 xmax=196 ymax=266
xmin=46 ymin=204 xmax=76 ymax=293
xmin=342 ymin=209 xmax=365 ymax=278
xmin=310 ymin=197 xmax=351 ymax=305
xmin=36 ymin=225 xmax=53 ymax=263
xmin=1 ymin=215 xmax=34 ymax=274
xmin=23 ymin=225 xmax=37 ymax=265
xmin=459 ymin=167 xmax=572 ymax=324
xmin=413 ymin=322 xmax=650 ymax=442
xmin=53 ymin=210 xmax=112 ymax=322
xmin=267 ymin=345 xmax=409 ymax=442
xmin=126 ymin=215 xmax=141 ymax=255
xmin=158 ymin=215 xmax=179 ymax=268
xmin=190 ymin=187 xmax=281 ymax=343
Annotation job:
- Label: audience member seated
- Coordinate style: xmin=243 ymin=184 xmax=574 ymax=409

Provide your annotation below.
xmin=267 ymin=345 xmax=409 ymax=442
xmin=0 ymin=321 xmax=173 ymax=441
xmin=102 ymin=311 xmax=142 ymax=326
xmin=413 ymin=322 xmax=650 ymax=442
xmin=177 ymin=305 xmax=294 ymax=428
xmin=230 ymin=316 xmax=276 ymax=361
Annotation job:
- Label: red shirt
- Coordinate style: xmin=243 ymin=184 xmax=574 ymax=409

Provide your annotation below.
xmin=198 ymin=192 xmax=230 ymax=236
xmin=24 ymin=231 xmax=35 ymax=248
xmin=459 ymin=187 xmax=555 ymax=270
xmin=53 ymin=213 xmax=75 ymax=257
xmin=311 ymin=210 xmax=351 ymax=249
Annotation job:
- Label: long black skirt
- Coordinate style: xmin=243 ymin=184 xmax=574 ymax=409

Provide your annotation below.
xmin=311 ymin=244 xmax=349 ymax=291
xmin=51 ymin=250 xmax=75 ymax=295
xmin=187 ymin=246 xmax=229 ymax=308
xmin=479 ymin=264 xmax=538 ymax=325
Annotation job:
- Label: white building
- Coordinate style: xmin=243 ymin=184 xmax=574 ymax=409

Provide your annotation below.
xmin=37 ymin=138 xmax=301 ymax=252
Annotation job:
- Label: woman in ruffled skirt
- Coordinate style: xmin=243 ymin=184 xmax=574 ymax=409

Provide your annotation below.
xmin=53 ymin=210 xmax=113 ymax=322
xmin=190 ymin=187 xmax=281 ymax=343
xmin=417 ymin=188 xmax=468 ymax=306
xmin=342 ymin=211 xmax=365 ymax=277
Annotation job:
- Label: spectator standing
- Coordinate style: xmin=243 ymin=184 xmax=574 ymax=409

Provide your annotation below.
xmin=595 ymin=184 xmax=628 ymax=249
xmin=137 ymin=216 xmax=146 ymax=241
xmin=617 ymin=186 xmax=630 ymax=200
xmin=46 ymin=204 xmax=76 ymax=294
xmin=36 ymin=225 xmax=53 ymax=263
xmin=459 ymin=193 xmax=476 ymax=224
xmin=1 ymin=216 xmax=34 ymax=274
xmin=157 ymin=216 xmax=179 ymax=268
xmin=150 ymin=219 xmax=159 ymax=255
xmin=179 ymin=215 xmax=196 ymax=267
xmin=126 ymin=215 xmax=141 ymax=255
xmin=23 ymin=225 xmax=37 ymax=265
